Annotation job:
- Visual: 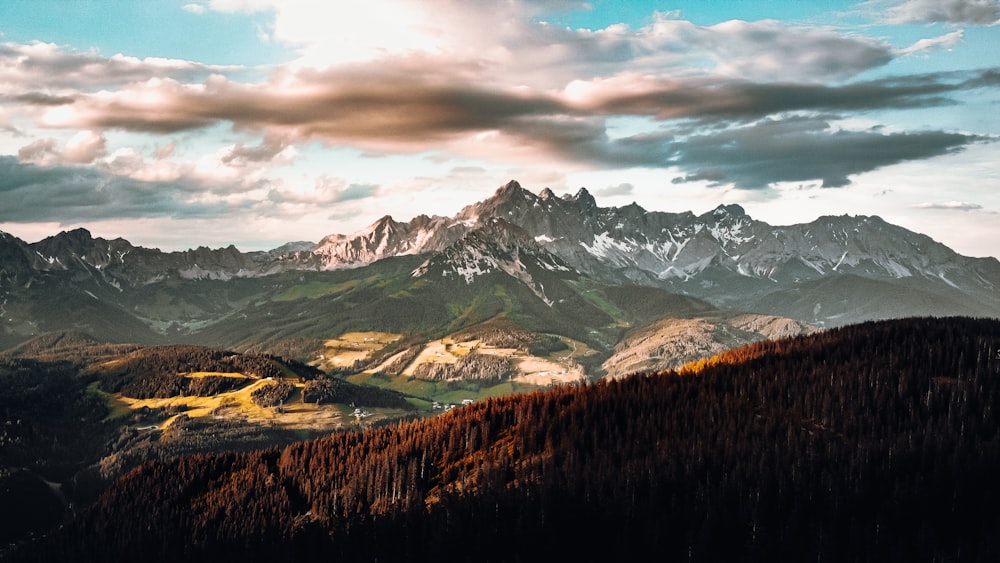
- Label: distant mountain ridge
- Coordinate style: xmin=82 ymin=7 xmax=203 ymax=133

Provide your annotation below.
xmin=2 ymin=180 xmax=999 ymax=352
xmin=314 ymin=180 xmax=1000 ymax=324
xmin=6 ymin=180 xmax=997 ymax=288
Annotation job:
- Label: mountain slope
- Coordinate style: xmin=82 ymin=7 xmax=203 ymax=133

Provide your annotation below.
xmin=412 ymin=217 xmax=576 ymax=305
xmin=192 ymin=243 xmax=719 ymax=363
xmin=601 ymin=313 xmax=815 ymax=378
xmin=19 ymin=317 xmax=1000 ymax=562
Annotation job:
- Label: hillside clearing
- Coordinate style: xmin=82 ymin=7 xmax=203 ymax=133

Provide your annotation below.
xmin=114 ymin=377 xmax=407 ymax=432
xmin=314 ymin=331 xmax=402 ymax=371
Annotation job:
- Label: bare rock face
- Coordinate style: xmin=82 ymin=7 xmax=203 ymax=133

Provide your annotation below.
xmin=602 ymin=314 xmax=815 ymax=378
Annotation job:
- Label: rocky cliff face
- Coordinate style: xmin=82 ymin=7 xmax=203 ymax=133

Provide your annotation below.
xmin=412 ymin=217 xmax=575 ymax=305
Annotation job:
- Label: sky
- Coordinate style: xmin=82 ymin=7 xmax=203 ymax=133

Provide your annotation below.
xmin=0 ymin=0 xmax=998 ymax=257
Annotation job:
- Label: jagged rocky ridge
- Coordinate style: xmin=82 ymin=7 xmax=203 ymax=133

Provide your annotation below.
xmin=2 ymin=180 xmax=999 ymax=334
xmin=313 ymin=180 xmax=1000 ymax=324
xmin=312 ymin=181 xmax=994 ymax=286
xmin=411 ymin=218 xmax=575 ymax=305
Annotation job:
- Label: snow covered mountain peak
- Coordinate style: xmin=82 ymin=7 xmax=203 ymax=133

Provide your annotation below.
xmin=399 ymin=179 xmax=998 ymax=323
xmin=709 ymin=203 xmax=747 ymax=218
xmin=306 ymin=181 xmax=997 ymax=300
xmin=411 ymin=217 xmax=574 ymax=304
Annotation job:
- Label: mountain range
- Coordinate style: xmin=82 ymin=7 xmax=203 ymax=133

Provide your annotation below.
xmin=2 ymin=180 xmax=998 ymax=375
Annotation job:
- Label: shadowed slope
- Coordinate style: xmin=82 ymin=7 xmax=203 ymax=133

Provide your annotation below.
xmin=16 ymin=317 xmax=1000 ymax=562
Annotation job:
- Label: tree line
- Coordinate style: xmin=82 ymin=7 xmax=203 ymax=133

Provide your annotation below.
xmin=93 ymin=345 xmax=322 ymax=399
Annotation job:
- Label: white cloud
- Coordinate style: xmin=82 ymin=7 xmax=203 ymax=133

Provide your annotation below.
xmin=0 ymin=40 xmax=241 ymax=92
xmin=182 ymin=3 xmax=206 ymax=14
xmin=196 ymin=1 xmax=893 ymax=84
xmin=266 ymin=175 xmax=378 ymax=205
xmin=897 ymin=30 xmax=965 ymax=56
xmin=62 ymin=130 xmax=107 ymax=164
xmin=913 ymin=200 xmax=984 ymax=210
xmin=594 ymin=182 xmax=635 ymax=197
xmin=16 ymin=130 xmax=107 ymax=165
xmin=101 ymin=147 xmax=182 ymax=183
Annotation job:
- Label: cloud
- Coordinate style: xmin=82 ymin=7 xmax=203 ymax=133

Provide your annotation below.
xmin=7 ymin=92 xmax=76 ymax=106
xmin=568 ymin=68 xmax=993 ymax=123
xmin=31 ymin=63 xmax=990 ymax=193
xmin=62 ymin=130 xmax=108 ymax=164
xmin=182 ymin=3 xmax=206 ymax=14
xmin=594 ymin=183 xmax=635 ymax=197
xmin=16 ymin=139 xmax=59 ymax=164
xmin=679 ymin=19 xmax=893 ymax=81
xmin=199 ymin=2 xmax=893 ymax=85
xmin=40 ymin=68 xmax=567 ymax=146
xmin=221 ymin=136 xmax=296 ymax=165
xmin=17 ymin=131 xmax=107 ymax=165
xmin=154 ymin=142 xmax=177 ymax=160
xmin=0 ymin=156 xmax=228 ymax=222
xmin=897 ymin=30 xmax=965 ymax=56
xmin=339 ymin=183 xmax=378 ymax=202
xmin=37 ymin=60 xmax=995 ymax=177
xmin=914 ymin=201 xmax=984 ymax=210
xmin=0 ymin=41 xmax=241 ymax=92
xmin=43 ymin=61 xmax=995 ymax=152
xmin=877 ymin=0 xmax=1000 ymax=25
xmin=100 ymin=147 xmax=182 ymax=183
xmin=267 ymin=175 xmax=378 ymax=205
xmin=668 ymin=117 xmax=975 ymax=189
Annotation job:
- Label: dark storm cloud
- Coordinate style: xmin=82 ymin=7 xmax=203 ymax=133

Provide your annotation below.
xmin=668 ymin=118 xmax=977 ymax=189
xmin=49 ymin=68 xmax=567 ymax=144
xmin=497 ymin=112 xmax=982 ymax=192
xmin=578 ymin=69 xmax=995 ymax=124
xmin=50 ymin=64 xmax=998 ymax=149
xmin=0 ymin=156 xmax=226 ymax=222
xmin=7 ymin=92 xmax=76 ymax=106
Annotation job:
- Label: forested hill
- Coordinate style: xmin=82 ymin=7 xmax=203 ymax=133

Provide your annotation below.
xmin=17 ymin=317 xmax=1000 ymax=562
